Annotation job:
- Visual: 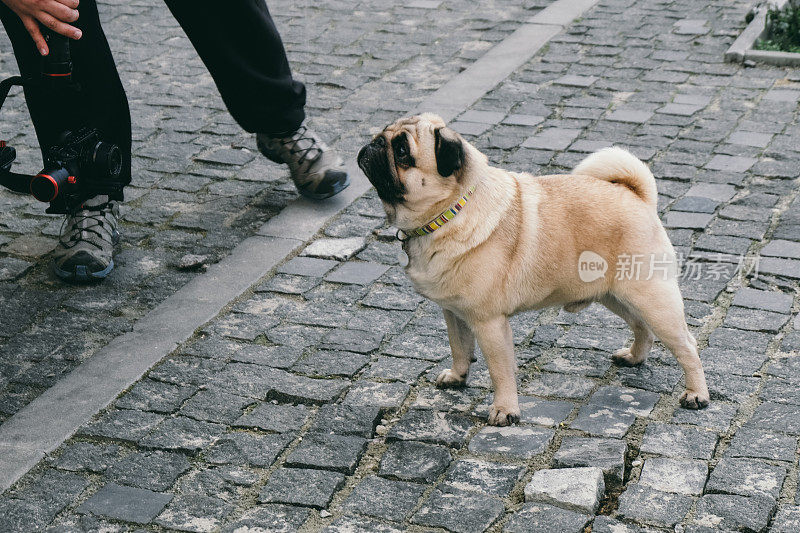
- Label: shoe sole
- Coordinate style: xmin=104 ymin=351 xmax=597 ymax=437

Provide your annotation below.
xmin=53 ymin=259 xmax=114 ymax=283
xmin=298 ymin=173 xmax=351 ymax=200
xmin=259 ymin=142 xmax=350 ymax=200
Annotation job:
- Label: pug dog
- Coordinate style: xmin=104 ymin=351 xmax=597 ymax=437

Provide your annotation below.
xmin=357 ymin=113 xmax=710 ymax=426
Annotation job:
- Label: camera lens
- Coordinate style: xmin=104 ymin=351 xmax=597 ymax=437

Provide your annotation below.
xmin=90 ymin=142 xmax=122 ymax=178
xmin=30 ymin=167 xmax=70 ymax=202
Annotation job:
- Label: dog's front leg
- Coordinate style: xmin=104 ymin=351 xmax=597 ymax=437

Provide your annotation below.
xmin=436 ymin=308 xmax=476 ymax=388
xmin=472 ymin=316 xmax=520 ymax=426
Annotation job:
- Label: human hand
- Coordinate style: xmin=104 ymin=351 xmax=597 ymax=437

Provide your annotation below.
xmin=1 ymin=0 xmax=81 ymax=56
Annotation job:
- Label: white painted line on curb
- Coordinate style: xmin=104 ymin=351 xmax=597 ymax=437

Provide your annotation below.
xmin=0 ymin=0 xmax=602 ymax=493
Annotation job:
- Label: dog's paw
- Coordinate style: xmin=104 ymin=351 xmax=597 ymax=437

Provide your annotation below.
xmin=679 ymin=389 xmax=710 ymax=410
xmin=611 ymin=347 xmax=646 ymax=367
xmin=436 ymin=369 xmax=467 ymax=389
xmin=488 ymin=404 xmax=521 ymax=426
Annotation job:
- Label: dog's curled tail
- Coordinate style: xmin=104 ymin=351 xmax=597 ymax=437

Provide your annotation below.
xmin=573 ymin=147 xmax=658 ymax=210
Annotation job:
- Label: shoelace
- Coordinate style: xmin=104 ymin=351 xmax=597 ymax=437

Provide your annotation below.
xmin=280 ymin=126 xmax=323 ymax=168
xmin=59 ymin=203 xmax=112 ymax=250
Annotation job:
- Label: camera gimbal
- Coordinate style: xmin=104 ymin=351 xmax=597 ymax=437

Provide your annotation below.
xmin=0 ymin=28 xmax=124 ymax=214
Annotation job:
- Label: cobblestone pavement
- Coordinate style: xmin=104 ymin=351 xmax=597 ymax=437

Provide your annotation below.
xmin=2 ymin=0 xmax=800 ymax=531
xmin=0 ymin=0 xmax=539 ymax=425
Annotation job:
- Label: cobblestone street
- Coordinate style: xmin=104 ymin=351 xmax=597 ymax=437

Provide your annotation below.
xmin=2 ymin=0 xmax=800 ymax=531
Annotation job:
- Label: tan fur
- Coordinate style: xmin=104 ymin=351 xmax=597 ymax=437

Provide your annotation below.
xmin=373 ymin=114 xmax=709 ymax=426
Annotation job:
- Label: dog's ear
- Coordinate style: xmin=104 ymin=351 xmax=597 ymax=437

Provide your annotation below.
xmin=434 ymin=127 xmax=464 ymax=178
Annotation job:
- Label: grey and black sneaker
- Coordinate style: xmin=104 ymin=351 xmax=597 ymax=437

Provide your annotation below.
xmin=53 ymin=195 xmax=120 ymax=282
xmin=257 ymin=125 xmax=349 ymax=200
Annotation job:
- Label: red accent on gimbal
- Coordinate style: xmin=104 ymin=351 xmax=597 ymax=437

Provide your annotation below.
xmin=32 ymin=173 xmax=58 ymax=202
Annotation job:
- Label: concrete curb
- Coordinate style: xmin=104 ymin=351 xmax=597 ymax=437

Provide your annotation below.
xmin=0 ymin=0 xmax=602 ymax=493
xmin=725 ymin=0 xmax=800 ymax=66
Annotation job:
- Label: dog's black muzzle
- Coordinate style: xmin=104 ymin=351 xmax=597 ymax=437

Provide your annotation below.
xmin=358 ymin=136 xmax=405 ymax=204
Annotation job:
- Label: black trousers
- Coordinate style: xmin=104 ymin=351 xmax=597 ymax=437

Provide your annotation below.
xmin=0 ymin=0 xmax=306 ymax=191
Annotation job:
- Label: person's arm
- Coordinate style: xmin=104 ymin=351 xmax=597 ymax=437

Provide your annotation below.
xmin=1 ymin=0 xmax=81 ymax=56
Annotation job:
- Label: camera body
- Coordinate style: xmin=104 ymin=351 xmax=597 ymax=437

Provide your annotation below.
xmin=32 ymin=128 xmax=123 ymax=207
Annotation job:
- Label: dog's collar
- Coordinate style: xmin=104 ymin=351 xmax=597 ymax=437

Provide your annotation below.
xmin=396 ymin=184 xmax=476 ymax=242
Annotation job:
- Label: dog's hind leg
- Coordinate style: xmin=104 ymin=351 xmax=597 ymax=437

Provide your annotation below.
xmin=436 ymin=308 xmax=476 ymax=388
xmin=615 ymin=282 xmax=710 ymax=409
xmin=471 ymin=315 xmax=520 ymax=426
xmin=601 ymin=294 xmax=654 ymax=366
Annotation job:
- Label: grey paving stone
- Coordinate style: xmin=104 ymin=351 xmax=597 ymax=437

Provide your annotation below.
xmin=341 ymin=475 xmax=426 ymax=522
xmin=278 ymin=256 xmax=339 ymax=277
xmin=554 ymin=75 xmax=598 ymax=87
xmin=658 ymin=103 xmax=704 ymax=116
xmin=257 ymin=273 xmax=320 ymax=295
xmin=665 ymin=211 xmax=715 ymax=229
xmin=229 ymin=344 xmax=303 ymax=368
xmin=693 ymin=493 xmax=776 ymax=532
xmin=503 ymin=114 xmax=545 ymax=127
xmin=706 ymin=458 xmax=787 ymax=499
xmin=363 ymin=355 xmax=434 ymax=382
xmin=105 ymin=450 xmax=190 ymax=492
xmin=204 ymin=432 xmax=293 ymax=467
xmin=459 ymin=110 xmax=506 ymax=124
xmin=607 ymin=109 xmax=653 ymax=124
xmin=522 ymin=128 xmax=582 ymax=150
xmin=591 ymin=516 xmax=647 ymax=533
xmin=525 ymin=467 xmax=605 ymax=514
xmin=379 ymin=439 xmax=452 ymax=483
xmin=542 ymin=348 xmax=611 ymax=377
xmin=53 ymin=442 xmax=121 ymax=473
xmin=302 ymin=237 xmax=366 ymax=261
xmin=468 ymin=425 xmax=554 ymax=458
xmin=503 ymin=503 xmax=590 ymax=533
xmin=155 ymin=494 xmax=231 ymax=533
xmin=672 ymin=196 xmax=720 ymax=213
xmin=179 ymin=389 xmax=253 ymax=424
xmin=759 ymin=257 xmax=800 ymax=279
xmin=285 ymin=433 xmax=367 ymax=474
xmin=259 ymin=468 xmax=345 ymax=509
xmin=0 ymin=256 xmax=34 ymax=280
xmin=771 ymin=506 xmax=800 ymax=533
xmin=726 ymin=426 xmax=797 ymax=462
xmin=76 ymin=483 xmax=173 ymax=525
xmin=556 ymin=325 xmax=631 ymax=353
xmin=221 ymin=504 xmax=309 ymax=533
xmin=322 ymin=515 xmax=404 ymax=533
xmin=523 ymin=373 xmax=596 ymax=399
xmin=234 ymin=402 xmax=309 ymax=433
xmin=318 ymin=328 xmax=384 ymax=354
xmin=761 ymin=239 xmax=800 ymax=259
xmin=443 ymin=459 xmax=525 ymax=497
xmin=343 ymin=381 xmax=410 ymax=411
xmin=700 ymin=346 xmax=768 ymax=377
xmin=411 ymin=487 xmax=504 ymax=533
xmin=706 ymin=372 xmax=761 ymax=403
xmin=324 ymin=261 xmax=390 ymax=285
xmin=686 ymin=183 xmax=737 ymax=202
xmin=617 ymin=484 xmax=693 ymax=528
xmin=639 ymin=457 xmax=707 ymax=495
xmin=291 ymin=350 xmax=369 ymax=377
xmin=705 ymin=155 xmax=756 ymax=173
xmin=709 ymin=324 xmax=772 ymax=353
xmin=384 ymin=331 xmax=449 ymax=360
xmin=746 ymin=402 xmax=800 ymax=435
xmin=640 ymin=422 xmax=718 ymax=460
xmin=387 ymin=409 xmax=472 ymax=447
xmin=761 ymin=377 xmax=800 ymax=406
xmin=570 ymin=404 xmax=636 ymax=438
xmin=724 ymin=306 xmax=790 ymax=333
xmin=115 ymin=379 xmax=196 ymax=414
xmin=309 ymin=404 xmax=382 ymax=438
xmin=451 ymin=121 xmax=492 ymax=136
xmin=268 ymin=372 xmax=350 ymax=404
xmin=5 ymin=468 xmax=89 ymax=521
xmin=553 ymin=437 xmax=627 ymax=486
xmin=361 ymin=284 xmax=423 ymax=311
xmin=79 ymin=409 xmax=165 ymax=442
xmin=139 ymin=416 xmax=225 ymax=452
xmin=201 ymin=312 xmax=276 ymax=341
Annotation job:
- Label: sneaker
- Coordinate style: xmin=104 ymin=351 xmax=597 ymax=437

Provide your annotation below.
xmin=257 ymin=125 xmax=350 ymax=200
xmin=53 ymin=195 xmax=120 ymax=282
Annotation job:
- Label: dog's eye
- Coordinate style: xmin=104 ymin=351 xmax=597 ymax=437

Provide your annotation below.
xmin=392 ymin=134 xmax=415 ymax=168
xmin=397 ymin=144 xmax=408 ymax=157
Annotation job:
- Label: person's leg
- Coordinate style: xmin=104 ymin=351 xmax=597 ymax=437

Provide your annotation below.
xmin=0 ymin=0 xmax=131 ymax=281
xmin=164 ymin=0 xmax=349 ymax=199
xmin=163 ymin=0 xmax=304 ymax=135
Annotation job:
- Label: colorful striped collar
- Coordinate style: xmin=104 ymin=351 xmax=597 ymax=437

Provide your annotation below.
xmin=397 ymin=184 xmax=476 ymax=241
